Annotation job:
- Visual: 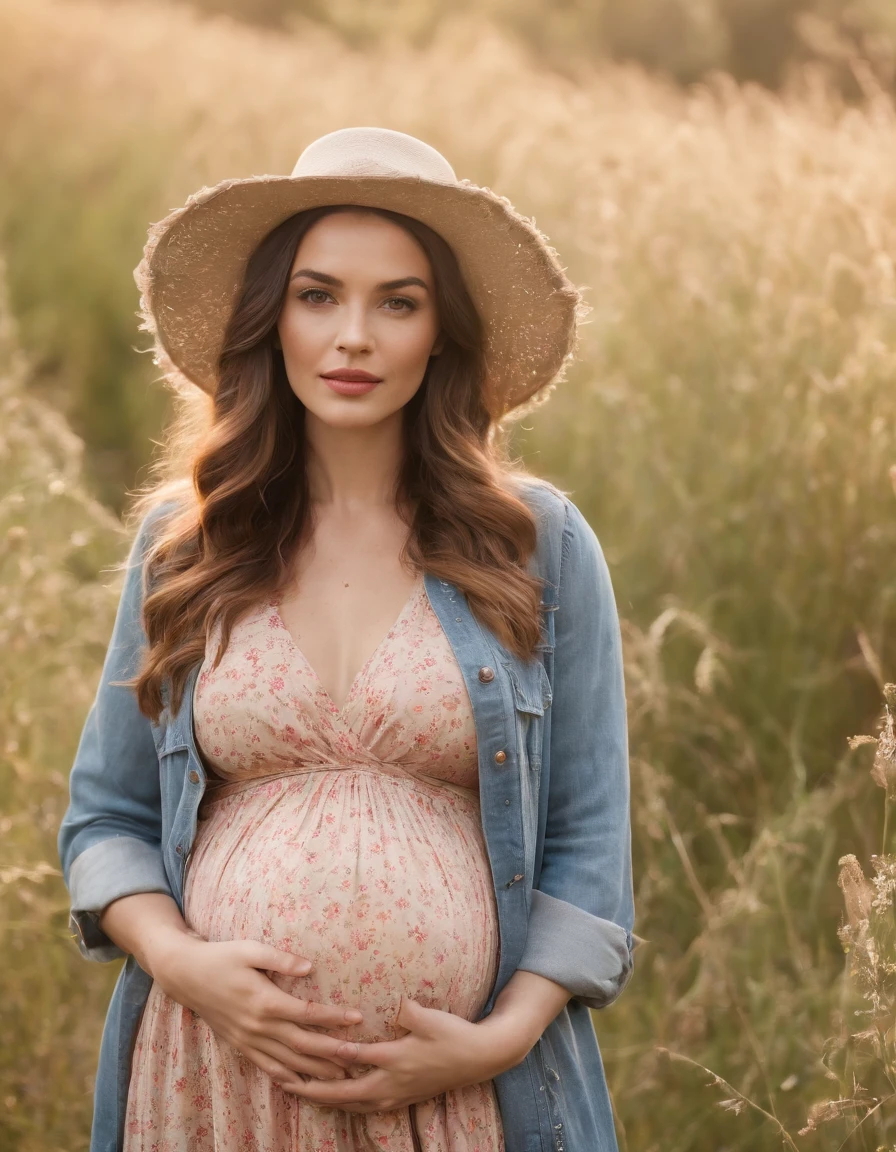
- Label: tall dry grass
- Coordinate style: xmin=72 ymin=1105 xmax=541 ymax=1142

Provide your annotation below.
xmin=165 ymin=0 xmax=896 ymax=93
xmin=0 ymin=260 xmax=126 ymax=1147
xmin=4 ymin=0 xmax=896 ymax=1147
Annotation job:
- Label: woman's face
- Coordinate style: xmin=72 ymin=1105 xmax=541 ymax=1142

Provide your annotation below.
xmin=276 ymin=210 xmax=444 ymax=427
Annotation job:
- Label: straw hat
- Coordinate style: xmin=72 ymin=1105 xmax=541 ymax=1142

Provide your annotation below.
xmin=133 ymin=126 xmax=588 ymax=419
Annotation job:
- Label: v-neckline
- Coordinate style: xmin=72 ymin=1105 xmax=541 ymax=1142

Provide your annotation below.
xmin=272 ymin=573 xmax=426 ymax=718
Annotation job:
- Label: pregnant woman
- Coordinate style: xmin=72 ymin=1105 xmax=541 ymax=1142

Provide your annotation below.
xmin=59 ymin=127 xmax=640 ymax=1152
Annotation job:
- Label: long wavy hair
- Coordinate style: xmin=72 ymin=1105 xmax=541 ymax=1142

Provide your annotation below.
xmin=127 ymin=204 xmax=549 ymax=722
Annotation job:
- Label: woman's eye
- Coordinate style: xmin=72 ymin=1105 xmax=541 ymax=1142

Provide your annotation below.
xmin=297 ymin=288 xmax=330 ymax=304
xmin=296 ymin=289 xmax=416 ymax=312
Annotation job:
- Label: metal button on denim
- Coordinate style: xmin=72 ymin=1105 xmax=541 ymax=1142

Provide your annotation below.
xmin=494 ymin=749 xmax=507 ymax=763
xmin=478 ymin=666 xmax=495 ymax=682
xmin=188 ymin=770 xmax=200 ymax=783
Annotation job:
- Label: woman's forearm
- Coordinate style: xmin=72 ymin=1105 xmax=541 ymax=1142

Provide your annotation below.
xmin=476 ymin=969 xmax=572 ymax=1068
xmin=98 ymin=892 xmax=201 ymax=977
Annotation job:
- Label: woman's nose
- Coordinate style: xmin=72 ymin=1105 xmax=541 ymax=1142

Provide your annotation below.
xmin=335 ymin=304 xmax=373 ymax=352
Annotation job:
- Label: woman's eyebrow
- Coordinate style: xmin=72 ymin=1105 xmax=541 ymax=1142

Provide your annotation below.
xmin=290 ymin=268 xmax=430 ymax=292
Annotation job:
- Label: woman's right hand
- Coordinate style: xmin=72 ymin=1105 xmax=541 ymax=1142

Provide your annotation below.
xmin=149 ymin=932 xmax=362 ymax=1082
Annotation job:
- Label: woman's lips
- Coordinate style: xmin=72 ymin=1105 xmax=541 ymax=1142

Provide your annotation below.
xmin=321 ymin=375 xmax=380 ymax=396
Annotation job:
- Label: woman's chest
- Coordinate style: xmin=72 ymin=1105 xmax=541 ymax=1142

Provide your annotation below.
xmin=192 ymin=576 xmax=480 ymax=791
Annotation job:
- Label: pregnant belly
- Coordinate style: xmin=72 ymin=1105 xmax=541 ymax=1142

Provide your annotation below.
xmin=183 ymin=767 xmax=501 ymax=1045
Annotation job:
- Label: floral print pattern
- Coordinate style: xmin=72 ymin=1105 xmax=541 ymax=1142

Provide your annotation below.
xmin=124 ymin=576 xmax=505 ymax=1151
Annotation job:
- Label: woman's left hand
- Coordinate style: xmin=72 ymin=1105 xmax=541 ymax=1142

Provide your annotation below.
xmin=273 ymin=995 xmax=526 ymax=1113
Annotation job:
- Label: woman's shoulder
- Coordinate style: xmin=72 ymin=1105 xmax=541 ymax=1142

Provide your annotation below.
xmin=122 ymin=492 xmax=190 ymax=599
xmin=510 ymin=475 xmax=614 ymax=599
xmin=510 ymin=473 xmax=601 ymax=552
xmin=508 ymin=471 xmax=570 ymax=524
xmin=128 ymin=491 xmax=189 ymax=553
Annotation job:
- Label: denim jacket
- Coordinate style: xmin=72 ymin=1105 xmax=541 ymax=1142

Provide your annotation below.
xmin=57 ymin=475 xmax=638 ymax=1152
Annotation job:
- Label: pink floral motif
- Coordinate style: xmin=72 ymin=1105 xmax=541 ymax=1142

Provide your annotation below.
xmin=124 ymin=579 xmax=504 ymax=1151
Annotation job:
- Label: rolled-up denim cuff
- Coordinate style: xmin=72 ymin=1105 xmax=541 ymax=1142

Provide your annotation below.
xmin=69 ymin=909 xmax=126 ymax=963
xmin=68 ymin=836 xmax=172 ymax=962
xmin=518 ymin=889 xmax=635 ymax=1010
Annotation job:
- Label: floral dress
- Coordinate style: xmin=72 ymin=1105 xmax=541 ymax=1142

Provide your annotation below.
xmin=123 ymin=573 xmax=505 ymax=1152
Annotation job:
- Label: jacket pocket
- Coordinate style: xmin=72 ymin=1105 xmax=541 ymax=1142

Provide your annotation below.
xmin=504 ymin=659 xmax=552 ymax=772
xmin=504 ymin=658 xmax=552 ymax=883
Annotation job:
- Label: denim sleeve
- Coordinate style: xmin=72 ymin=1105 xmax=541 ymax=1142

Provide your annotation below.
xmin=57 ymin=502 xmax=177 ymax=962
xmin=517 ymin=497 xmax=641 ymax=1010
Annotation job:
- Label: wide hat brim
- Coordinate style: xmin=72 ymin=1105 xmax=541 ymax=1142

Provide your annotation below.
xmin=133 ymin=172 xmax=588 ymax=418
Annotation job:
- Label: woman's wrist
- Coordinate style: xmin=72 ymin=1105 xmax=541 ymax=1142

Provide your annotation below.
xmin=475 ymin=1006 xmax=538 ymax=1072
xmin=98 ymin=891 xmax=199 ymax=978
xmin=476 ymin=970 xmax=573 ymax=1072
xmin=143 ymin=924 xmax=205 ymax=986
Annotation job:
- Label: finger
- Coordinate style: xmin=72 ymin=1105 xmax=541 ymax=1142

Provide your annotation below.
xmin=252 ymin=1037 xmax=349 ymax=1081
xmin=276 ymin=993 xmax=365 ymax=1032
xmin=276 ymin=1069 xmax=391 ymax=1107
xmin=274 ymin=1022 xmax=362 ymax=1067
xmin=331 ymin=1038 xmax=402 ymax=1067
xmin=394 ymin=995 xmax=436 ymax=1035
xmin=283 ymin=1097 xmax=386 ymax=1115
xmin=240 ymin=941 xmax=315 ymax=980
xmin=242 ymin=1043 xmax=309 ymax=1085
xmin=274 ymin=1079 xmax=384 ymax=1114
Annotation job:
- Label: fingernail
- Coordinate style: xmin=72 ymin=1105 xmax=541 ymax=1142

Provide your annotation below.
xmin=344 ymin=1009 xmax=363 ymax=1023
xmin=295 ymin=962 xmax=312 ymax=975
xmin=336 ymin=1042 xmax=359 ymax=1059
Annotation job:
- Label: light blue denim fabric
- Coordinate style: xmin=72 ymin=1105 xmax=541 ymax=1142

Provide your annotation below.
xmin=58 ymin=476 xmax=639 ymax=1152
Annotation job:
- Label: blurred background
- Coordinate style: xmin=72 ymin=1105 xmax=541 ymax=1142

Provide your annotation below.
xmin=4 ymin=0 xmax=896 ymax=1147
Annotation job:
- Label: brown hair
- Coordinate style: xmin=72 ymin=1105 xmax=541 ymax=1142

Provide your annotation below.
xmin=128 ymin=204 xmax=546 ymax=722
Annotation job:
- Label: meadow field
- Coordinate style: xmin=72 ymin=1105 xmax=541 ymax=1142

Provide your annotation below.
xmin=3 ymin=0 xmax=896 ymax=1147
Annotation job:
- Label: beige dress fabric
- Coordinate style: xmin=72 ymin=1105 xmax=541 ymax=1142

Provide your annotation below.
xmin=123 ymin=573 xmax=505 ymax=1152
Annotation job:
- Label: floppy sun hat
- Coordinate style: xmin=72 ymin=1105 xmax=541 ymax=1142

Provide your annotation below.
xmin=133 ymin=126 xmax=589 ymax=419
